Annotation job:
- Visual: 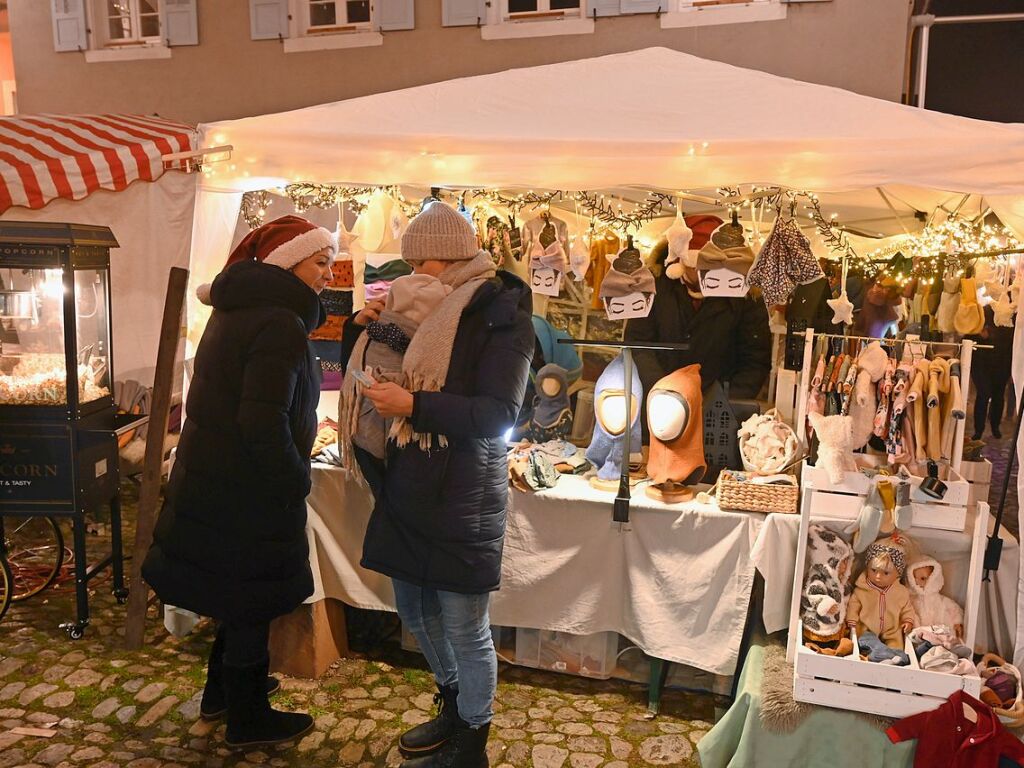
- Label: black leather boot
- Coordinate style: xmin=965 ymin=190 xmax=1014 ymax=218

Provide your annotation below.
xmin=399 ymin=684 xmax=459 ymax=758
xmin=200 ymin=629 xmax=281 ymax=721
xmin=402 ymin=719 xmax=490 ymax=768
xmin=223 ymin=661 xmax=313 ymax=749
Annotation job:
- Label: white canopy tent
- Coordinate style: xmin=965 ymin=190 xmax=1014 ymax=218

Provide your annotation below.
xmin=190 ymin=46 xmax=1024 ymax=665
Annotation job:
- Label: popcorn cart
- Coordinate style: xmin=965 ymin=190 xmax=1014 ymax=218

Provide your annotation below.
xmin=0 ymin=221 xmax=133 ymax=639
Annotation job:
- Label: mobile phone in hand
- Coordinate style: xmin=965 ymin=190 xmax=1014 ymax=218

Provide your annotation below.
xmin=351 ymin=369 xmax=376 ymax=388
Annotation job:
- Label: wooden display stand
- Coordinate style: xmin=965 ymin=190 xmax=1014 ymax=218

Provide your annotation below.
xmin=960 ymin=458 xmax=993 ymax=509
xmin=645 ymin=482 xmax=696 ymax=504
xmin=269 ymin=598 xmax=350 ymax=679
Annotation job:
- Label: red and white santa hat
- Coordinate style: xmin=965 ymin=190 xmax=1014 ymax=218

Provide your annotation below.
xmin=196 ymin=215 xmax=335 ymax=305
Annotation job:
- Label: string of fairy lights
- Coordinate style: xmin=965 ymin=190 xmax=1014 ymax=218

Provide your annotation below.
xmin=240 ymin=184 xmax=1021 ymax=279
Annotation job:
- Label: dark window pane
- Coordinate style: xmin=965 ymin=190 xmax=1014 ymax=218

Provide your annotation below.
xmin=508 ymin=0 xmax=537 ymax=12
xmin=347 ymin=0 xmax=370 ymax=22
xmin=310 ymin=1 xmax=336 ymax=25
xmin=140 ymin=14 xmax=160 ymax=37
xmin=108 ymin=17 xmax=132 ymax=39
xmin=550 ymin=0 xmax=580 ymax=8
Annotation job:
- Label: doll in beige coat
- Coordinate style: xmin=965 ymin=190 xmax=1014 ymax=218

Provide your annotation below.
xmin=846 ymin=536 xmax=919 ymax=649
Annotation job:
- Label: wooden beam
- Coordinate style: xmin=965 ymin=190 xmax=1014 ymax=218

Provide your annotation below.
xmin=124 ymin=267 xmax=188 ymax=650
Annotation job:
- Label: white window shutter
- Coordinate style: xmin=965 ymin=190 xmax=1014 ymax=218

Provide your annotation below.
xmin=618 ymin=0 xmax=666 ymax=12
xmin=586 ymin=0 xmax=620 ymax=17
xmin=377 ymin=0 xmax=415 ymax=30
xmin=162 ymin=0 xmax=199 ymax=45
xmin=51 ymin=0 xmax=88 ymax=52
xmin=250 ymin=0 xmax=290 ymax=39
xmin=442 ymin=0 xmax=485 ymax=27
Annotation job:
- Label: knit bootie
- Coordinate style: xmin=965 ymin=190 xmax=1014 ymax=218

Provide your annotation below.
xmin=399 ymin=684 xmax=460 ymax=758
xmin=200 ymin=629 xmax=281 ymax=721
xmin=223 ymin=662 xmax=313 ymax=750
xmin=402 ymin=719 xmax=490 ymax=768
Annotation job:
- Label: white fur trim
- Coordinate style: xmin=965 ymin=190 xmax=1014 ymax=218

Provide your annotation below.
xmin=264 ymin=226 xmax=335 ymax=271
xmin=196 ymin=282 xmax=213 ymax=306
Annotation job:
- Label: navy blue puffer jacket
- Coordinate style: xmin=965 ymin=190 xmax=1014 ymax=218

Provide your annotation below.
xmin=343 ymin=272 xmax=533 ymax=594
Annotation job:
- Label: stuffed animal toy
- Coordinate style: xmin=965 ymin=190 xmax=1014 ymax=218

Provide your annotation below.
xmin=858 ymin=631 xmax=910 ymax=665
xmin=808 ymin=412 xmax=858 ymax=484
xmin=800 ymin=525 xmax=854 ymax=645
xmin=849 ymin=341 xmax=889 ymax=449
xmin=908 ymin=557 xmax=965 ymax=639
xmin=662 ymin=209 xmax=693 ymax=282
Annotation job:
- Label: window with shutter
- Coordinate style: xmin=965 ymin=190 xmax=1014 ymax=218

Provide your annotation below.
xmin=163 ymin=0 xmax=199 ymax=46
xmin=377 ymin=0 xmax=415 ymax=31
xmin=442 ymin=0 xmax=486 ymax=27
xmin=52 ymin=0 xmax=90 ymax=52
xmin=249 ymin=0 xmax=289 ymax=40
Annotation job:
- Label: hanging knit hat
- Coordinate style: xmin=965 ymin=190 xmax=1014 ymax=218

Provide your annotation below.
xmin=196 ymin=214 xmax=335 ymax=305
xmin=401 ymin=200 xmax=480 ymax=263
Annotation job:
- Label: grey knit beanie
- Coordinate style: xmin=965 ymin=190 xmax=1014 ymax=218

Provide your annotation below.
xmin=401 ymin=200 xmax=478 ymax=262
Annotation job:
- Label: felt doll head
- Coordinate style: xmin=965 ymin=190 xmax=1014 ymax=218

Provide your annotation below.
xmin=646 ymin=365 xmax=706 ymax=486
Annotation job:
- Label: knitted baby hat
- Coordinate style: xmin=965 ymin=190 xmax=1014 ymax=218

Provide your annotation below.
xmin=385 ymin=273 xmax=452 ymax=326
xmin=401 ymin=200 xmax=479 ymax=263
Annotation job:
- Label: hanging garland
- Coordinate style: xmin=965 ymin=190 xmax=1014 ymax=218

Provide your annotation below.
xmin=471 ymin=189 xmax=561 ymax=218
xmin=240 ymin=190 xmax=273 ymax=230
xmin=283 ymin=183 xmax=375 ymax=214
xmin=571 ymin=191 xmax=674 ymax=233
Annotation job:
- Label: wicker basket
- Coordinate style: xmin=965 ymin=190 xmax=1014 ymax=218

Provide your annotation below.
xmin=977 ymin=653 xmax=1024 ymax=728
xmin=716 ymin=470 xmax=799 ymax=514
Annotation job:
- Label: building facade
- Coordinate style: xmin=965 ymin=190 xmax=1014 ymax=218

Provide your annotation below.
xmin=13 ymin=0 xmax=911 ymax=125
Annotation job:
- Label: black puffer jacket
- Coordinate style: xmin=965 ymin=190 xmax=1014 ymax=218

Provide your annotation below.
xmin=342 ymin=272 xmax=534 ymax=594
xmin=625 ymin=270 xmax=771 ymax=404
xmin=143 ymin=260 xmax=324 ymax=624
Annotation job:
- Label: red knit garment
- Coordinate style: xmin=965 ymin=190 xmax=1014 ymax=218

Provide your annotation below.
xmin=886 ymin=690 xmax=1024 ymax=768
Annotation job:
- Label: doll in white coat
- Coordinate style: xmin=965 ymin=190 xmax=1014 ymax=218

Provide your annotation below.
xmin=908 ymin=557 xmax=964 ymax=639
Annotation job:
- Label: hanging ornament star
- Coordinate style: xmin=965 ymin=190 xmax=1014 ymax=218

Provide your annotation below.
xmin=828 ymin=291 xmax=855 ymax=325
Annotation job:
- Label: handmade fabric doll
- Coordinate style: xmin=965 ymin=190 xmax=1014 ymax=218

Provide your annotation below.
xmin=646 ymin=364 xmax=705 ymax=487
xmin=847 ymin=535 xmax=918 ymax=650
xmin=800 ymin=525 xmax=854 ymax=651
xmin=849 ymin=340 xmax=889 ymax=449
xmin=586 ymin=354 xmax=643 ymax=482
xmin=526 ymin=364 xmax=573 ymax=443
xmin=807 ymin=412 xmax=858 ymax=484
xmin=343 ymin=273 xmax=452 ymax=461
xmin=908 ymin=558 xmax=965 ymax=639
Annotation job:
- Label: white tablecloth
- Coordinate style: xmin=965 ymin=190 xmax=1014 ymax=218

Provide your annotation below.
xmin=304 ymin=465 xmax=763 ymax=677
xmin=750 ymin=510 xmax=1019 ymax=659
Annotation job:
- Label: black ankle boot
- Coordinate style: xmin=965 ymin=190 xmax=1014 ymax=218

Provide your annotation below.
xmin=399 ymin=684 xmax=459 ymax=758
xmin=223 ymin=662 xmax=313 ymax=749
xmin=402 ymin=719 xmax=490 ymax=768
xmin=200 ymin=630 xmax=281 ymax=721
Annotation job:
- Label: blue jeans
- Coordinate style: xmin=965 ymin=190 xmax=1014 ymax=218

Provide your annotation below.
xmin=392 ymin=579 xmax=496 ymax=728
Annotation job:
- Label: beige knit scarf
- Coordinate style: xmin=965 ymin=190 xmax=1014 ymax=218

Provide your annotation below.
xmin=339 ymin=250 xmax=496 ymax=483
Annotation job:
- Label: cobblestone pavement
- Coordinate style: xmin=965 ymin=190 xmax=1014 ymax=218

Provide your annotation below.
xmin=0 ymin=487 xmax=717 ymax=768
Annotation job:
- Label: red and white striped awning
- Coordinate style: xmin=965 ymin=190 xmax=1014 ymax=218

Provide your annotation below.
xmin=0 ymin=114 xmax=197 ymax=213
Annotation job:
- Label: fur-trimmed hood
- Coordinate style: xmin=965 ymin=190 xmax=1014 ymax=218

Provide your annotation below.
xmin=908 ymin=557 xmax=945 ymax=596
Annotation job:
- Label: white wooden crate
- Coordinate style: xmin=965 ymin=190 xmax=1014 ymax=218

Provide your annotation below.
xmin=960 ymin=459 xmax=992 ymax=509
xmin=786 ymin=492 xmax=988 ymax=719
xmin=801 ymin=459 xmax=970 ymax=532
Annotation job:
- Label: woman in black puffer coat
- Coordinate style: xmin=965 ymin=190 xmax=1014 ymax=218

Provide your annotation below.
xmin=340 ymin=202 xmax=533 ymax=768
xmin=143 ymin=216 xmax=334 ymax=751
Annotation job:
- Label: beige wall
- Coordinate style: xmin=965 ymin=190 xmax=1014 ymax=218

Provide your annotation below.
xmin=11 ymin=0 xmax=911 ymax=125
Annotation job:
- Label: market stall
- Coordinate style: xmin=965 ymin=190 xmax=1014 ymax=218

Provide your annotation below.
xmin=184 ymin=47 xmax=1024 ymax=730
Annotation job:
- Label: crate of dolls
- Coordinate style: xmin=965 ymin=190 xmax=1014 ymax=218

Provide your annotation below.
xmin=801 ymin=458 xmax=970 ymax=532
xmin=786 ymin=502 xmax=987 ymax=719
xmin=514 ymin=627 xmax=619 ymax=679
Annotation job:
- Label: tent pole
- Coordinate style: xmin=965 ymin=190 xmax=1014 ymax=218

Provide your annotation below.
xmin=916 ymin=20 xmax=931 ymax=109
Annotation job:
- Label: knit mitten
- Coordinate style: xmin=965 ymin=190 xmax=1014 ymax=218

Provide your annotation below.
xmin=845 ymin=484 xmax=883 ymax=553
xmin=893 ymin=481 xmax=913 ymax=531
